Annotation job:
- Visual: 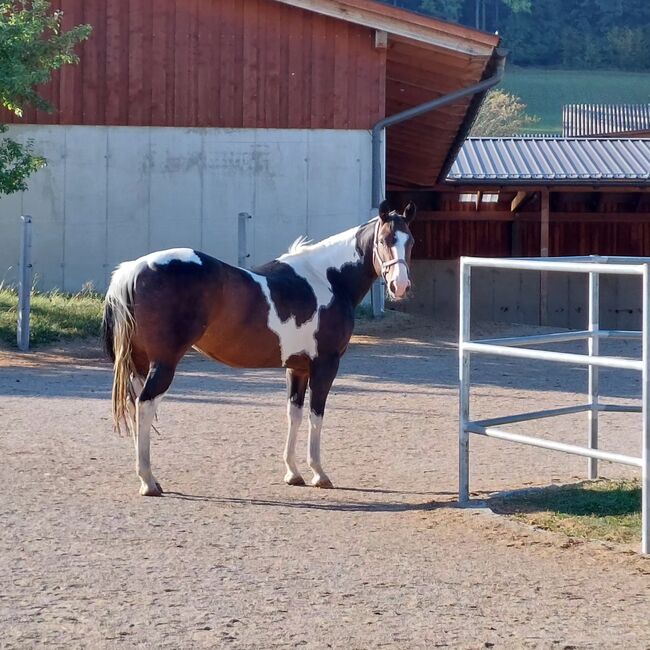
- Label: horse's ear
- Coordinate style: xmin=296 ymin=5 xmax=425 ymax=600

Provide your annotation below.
xmin=378 ymin=200 xmax=391 ymax=223
xmin=403 ymin=202 xmax=417 ymax=224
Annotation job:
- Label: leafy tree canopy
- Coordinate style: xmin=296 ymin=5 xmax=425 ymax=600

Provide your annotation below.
xmin=470 ymin=89 xmax=539 ymax=135
xmin=0 ymin=0 xmax=90 ymax=194
xmin=382 ymin=0 xmax=650 ymax=71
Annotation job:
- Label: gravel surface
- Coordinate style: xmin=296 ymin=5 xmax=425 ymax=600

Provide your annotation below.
xmin=1 ymin=314 xmax=649 ymax=648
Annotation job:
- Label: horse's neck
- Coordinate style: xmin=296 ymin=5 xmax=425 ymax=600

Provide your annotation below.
xmin=280 ymin=221 xmax=377 ymax=306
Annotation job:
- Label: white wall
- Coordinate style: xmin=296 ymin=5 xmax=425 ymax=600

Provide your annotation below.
xmin=0 ymin=126 xmax=372 ymax=291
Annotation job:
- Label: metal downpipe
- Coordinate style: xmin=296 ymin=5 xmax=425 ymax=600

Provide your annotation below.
xmin=369 ymin=49 xmax=507 ymax=316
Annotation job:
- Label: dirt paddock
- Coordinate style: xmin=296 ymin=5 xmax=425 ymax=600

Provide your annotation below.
xmin=1 ymin=313 xmax=649 ymax=648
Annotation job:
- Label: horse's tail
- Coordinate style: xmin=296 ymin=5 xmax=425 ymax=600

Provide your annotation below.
xmin=102 ymin=261 xmax=139 ymax=434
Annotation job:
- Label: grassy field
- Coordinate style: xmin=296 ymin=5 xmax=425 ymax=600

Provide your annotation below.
xmin=0 ymin=289 xmax=104 ymax=348
xmin=501 ymin=68 xmax=650 ymax=134
xmin=490 ymin=479 xmax=641 ymax=545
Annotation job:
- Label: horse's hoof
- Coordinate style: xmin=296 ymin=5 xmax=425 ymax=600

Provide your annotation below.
xmin=140 ymin=483 xmax=163 ymax=497
xmin=155 ymin=482 xmax=164 ymax=494
xmin=284 ymin=472 xmax=306 ymax=486
xmin=311 ymin=476 xmax=334 ymax=489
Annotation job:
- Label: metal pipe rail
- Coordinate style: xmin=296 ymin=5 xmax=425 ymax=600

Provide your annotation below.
xmin=458 ymin=255 xmax=650 ymax=555
xmin=475 ymin=329 xmax=641 ymax=347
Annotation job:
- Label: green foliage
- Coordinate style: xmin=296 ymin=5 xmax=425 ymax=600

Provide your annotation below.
xmin=0 ymin=287 xmax=103 ymax=347
xmin=381 ymin=1 xmax=650 ymax=72
xmin=500 ymin=0 xmax=650 ymax=70
xmin=0 ymin=124 xmax=44 ymax=193
xmin=419 ymin=0 xmax=464 ymax=21
xmin=0 ymin=0 xmax=91 ymax=195
xmin=500 ymin=0 xmax=530 ymax=11
xmin=470 ymin=89 xmax=539 ymax=135
xmin=0 ymin=0 xmax=91 ymax=116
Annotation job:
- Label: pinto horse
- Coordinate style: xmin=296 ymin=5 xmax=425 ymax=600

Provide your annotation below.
xmin=102 ymin=201 xmax=416 ymax=496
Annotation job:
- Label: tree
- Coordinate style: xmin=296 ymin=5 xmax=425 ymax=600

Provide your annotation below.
xmin=470 ymin=89 xmax=539 ymax=136
xmin=0 ymin=0 xmax=91 ymax=194
xmin=419 ymin=0 xmax=464 ymax=21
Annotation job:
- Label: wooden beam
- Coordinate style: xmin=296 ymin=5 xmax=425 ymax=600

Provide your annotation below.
xmin=475 ymin=190 xmax=482 ymax=211
xmin=540 ymin=188 xmax=550 ymax=256
xmin=510 ymin=190 xmax=530 ymax=213
xmin=417 ymin=210 xmax=514 ymax=221
xmin=275 ymin=0 xmax=498 ymax=56
xmin=374 ymin=30 xmax=388 ymax=49
xmin=540 ymin=188 xmax=550 ymax=325
xmin=401 ymin=210 xmax=650 ymax=223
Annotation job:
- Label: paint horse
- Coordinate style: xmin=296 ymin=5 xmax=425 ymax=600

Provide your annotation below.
xmin=102 ymin=201 xmax=416 ymax=496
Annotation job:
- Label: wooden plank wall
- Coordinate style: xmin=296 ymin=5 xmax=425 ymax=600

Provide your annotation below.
xmin=410 ymin=190 xmax=650 ymax=260
xmin=412 ymin=220 xmax=512 ymax=259
xmin=2 ymin=0 xmax=386 ymax=129
xmin=412 ymin=219 xmax=650 ymax=260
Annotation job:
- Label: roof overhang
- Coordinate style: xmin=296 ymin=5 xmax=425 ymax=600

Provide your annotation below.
xmin=274 ymin=0 xmax=499 ymax=56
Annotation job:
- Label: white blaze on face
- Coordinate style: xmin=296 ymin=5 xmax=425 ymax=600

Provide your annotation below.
xmin=387 ymin=231 xmax=411 ymax=298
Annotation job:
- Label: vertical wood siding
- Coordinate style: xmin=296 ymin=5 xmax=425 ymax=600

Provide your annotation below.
xmin=3 ymin=0 xmax=386 ymax=129
xmin=412 ymin=219 xmax=650 ymax=260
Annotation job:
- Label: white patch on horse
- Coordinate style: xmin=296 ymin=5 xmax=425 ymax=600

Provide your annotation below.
xmin=244 ymin=270 xmax=320 ymax=364
xmin=107 ymin=248 xmax=202 ymax=318
xmin=135 ymin=394 xmax=164 ymax=496
xmin=246 ymin=224 xmax=364 ymax=364
xmin=284 ymin=402 xmax=304 ymax=484
xmin=144 ymin=248 xmax=202 ymax=268
xmin=308 ymin=412 xmax=331 ymax=487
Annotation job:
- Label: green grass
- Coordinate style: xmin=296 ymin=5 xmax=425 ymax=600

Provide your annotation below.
xmin=501 ymin=68 xmax=650 ymax=134
xmin=0 ymin=288 xmax=104 ymax=348
xmin=490 ymin=479 xmax=641 ymax=544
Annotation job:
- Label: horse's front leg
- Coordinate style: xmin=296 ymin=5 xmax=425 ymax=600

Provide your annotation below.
xmin=284 ymin=369 xmax=309 ymax=486
xmin=307 ymin=356 xmax=340 ymax=489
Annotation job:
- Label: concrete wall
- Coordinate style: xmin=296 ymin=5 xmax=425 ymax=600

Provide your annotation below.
xmin=0 ymin=126 xmax=372 ymax=291
xmin=408 ymin=260 xmax=643 ymax=330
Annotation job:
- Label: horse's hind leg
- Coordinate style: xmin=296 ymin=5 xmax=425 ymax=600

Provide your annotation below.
xmin=284 ymin=369 xmax=308 ymax=486
xmin=125 ymin=374 xmax=145 ymax=436
xmin=136 ymin=362 xmax=176 ymax=496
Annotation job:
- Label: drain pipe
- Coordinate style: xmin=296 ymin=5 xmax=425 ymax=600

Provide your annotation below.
xmin=369 ymin=49 xmax=507 ymax=315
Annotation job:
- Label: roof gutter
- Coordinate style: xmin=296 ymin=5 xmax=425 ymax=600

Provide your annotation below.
xmin=371 ymin=47 xmax=507 ymax=208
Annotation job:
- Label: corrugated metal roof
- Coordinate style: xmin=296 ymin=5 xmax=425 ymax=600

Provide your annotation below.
xmin=563 ymin=104 xmax=650 ymax=137
xmin=447 ymin=137 xmax=650 ymax=184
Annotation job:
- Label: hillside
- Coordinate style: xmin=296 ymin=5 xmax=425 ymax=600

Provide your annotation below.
xmin=501 ymin=68 xmax=650 ymax=134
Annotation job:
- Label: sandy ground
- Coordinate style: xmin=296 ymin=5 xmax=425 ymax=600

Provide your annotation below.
xmin=1 ymin=313 xmax=649 ymax=649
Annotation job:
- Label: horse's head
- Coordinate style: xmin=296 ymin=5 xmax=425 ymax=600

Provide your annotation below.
xmin=372 ymin=201 xmax=417 ymax=300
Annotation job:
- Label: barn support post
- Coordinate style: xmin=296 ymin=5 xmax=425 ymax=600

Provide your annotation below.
xmin=370 ymin=49 xmax=507 ymax=317
xmin=17 ymin=215 xmax=33 ymax=351
xmin=587 ymin=271 xmax=600 ymax=479
xmin=540 ymin=188 xmax=550 ymax=324
xmin=238 ymin=212 xmax=252 ymax=269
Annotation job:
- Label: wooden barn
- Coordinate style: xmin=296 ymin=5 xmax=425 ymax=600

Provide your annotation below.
xmin=391 ymin=137 xmax=650 ymax=327
xmin=0 ymin=0 xmax=500 ymax=292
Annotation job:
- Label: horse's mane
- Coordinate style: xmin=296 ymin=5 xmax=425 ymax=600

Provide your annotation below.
xmin=287 ymin=235 xmax=313 ymax=255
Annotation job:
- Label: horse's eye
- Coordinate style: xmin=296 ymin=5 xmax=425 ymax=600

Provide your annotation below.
xmin=379 ymin=238 xmax=385 ymax=246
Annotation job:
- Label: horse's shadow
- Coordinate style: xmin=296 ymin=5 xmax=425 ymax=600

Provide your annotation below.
xmin=163 ymin=487 xmax=460 ymax=513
